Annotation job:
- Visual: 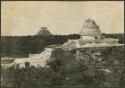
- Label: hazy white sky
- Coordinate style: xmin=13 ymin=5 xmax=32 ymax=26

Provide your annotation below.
xmin=1 ymin=1 xmax=124 ymax=36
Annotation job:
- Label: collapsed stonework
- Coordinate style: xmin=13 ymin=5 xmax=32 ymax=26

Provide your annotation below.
xmin=10 ymin=48 xmax=53 ymax=68
xmin=62 ymin=18 xmax=119 ymax=49
xmin=2 ymin=18 xmax=122 ymax=69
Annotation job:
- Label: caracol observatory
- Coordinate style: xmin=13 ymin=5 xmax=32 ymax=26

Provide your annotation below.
xmin=3 ymin=18 xmax=122 ymax=69
xmin=80 ymin=18 xmax=102 ymax=40
xmin=62 ymin=18 xmax=119 ymax=49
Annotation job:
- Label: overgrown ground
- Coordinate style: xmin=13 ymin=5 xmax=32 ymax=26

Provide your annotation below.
xmin=1 ymin=45 xmax=124 ymax=88
xmin=1 ymin=33 xmax=124 ymax=57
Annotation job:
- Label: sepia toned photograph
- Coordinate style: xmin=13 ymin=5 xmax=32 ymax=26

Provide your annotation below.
xmin=1 ymin=1 xmax=124 ymax=88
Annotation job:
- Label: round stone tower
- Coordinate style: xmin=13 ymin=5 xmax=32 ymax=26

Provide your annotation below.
xmin=80 ymin=18 xmax=102 ymax=40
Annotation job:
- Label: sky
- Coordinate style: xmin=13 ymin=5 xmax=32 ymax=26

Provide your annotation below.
xmin=1 ymin=1 xmax=124 ymax=36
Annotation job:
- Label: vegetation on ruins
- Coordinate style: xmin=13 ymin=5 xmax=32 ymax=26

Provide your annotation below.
xmin=1 ymin=46 xmax=124 ymax=88
xmin=1 ymin=33 xmax=124 ymax=57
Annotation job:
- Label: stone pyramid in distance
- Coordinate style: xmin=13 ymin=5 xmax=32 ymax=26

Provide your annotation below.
xmin=36 ymin=27 xmax=52 ymax=36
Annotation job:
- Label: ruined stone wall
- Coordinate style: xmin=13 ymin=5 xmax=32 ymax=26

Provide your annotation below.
xmin=70 ymin=45 xmax=124 ymax=87
xmin=50 ymin=45 xmax=124 ymax=87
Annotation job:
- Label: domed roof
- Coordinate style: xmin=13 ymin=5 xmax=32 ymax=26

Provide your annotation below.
xmin=80 ymin=18 xmax=102 ymax=35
